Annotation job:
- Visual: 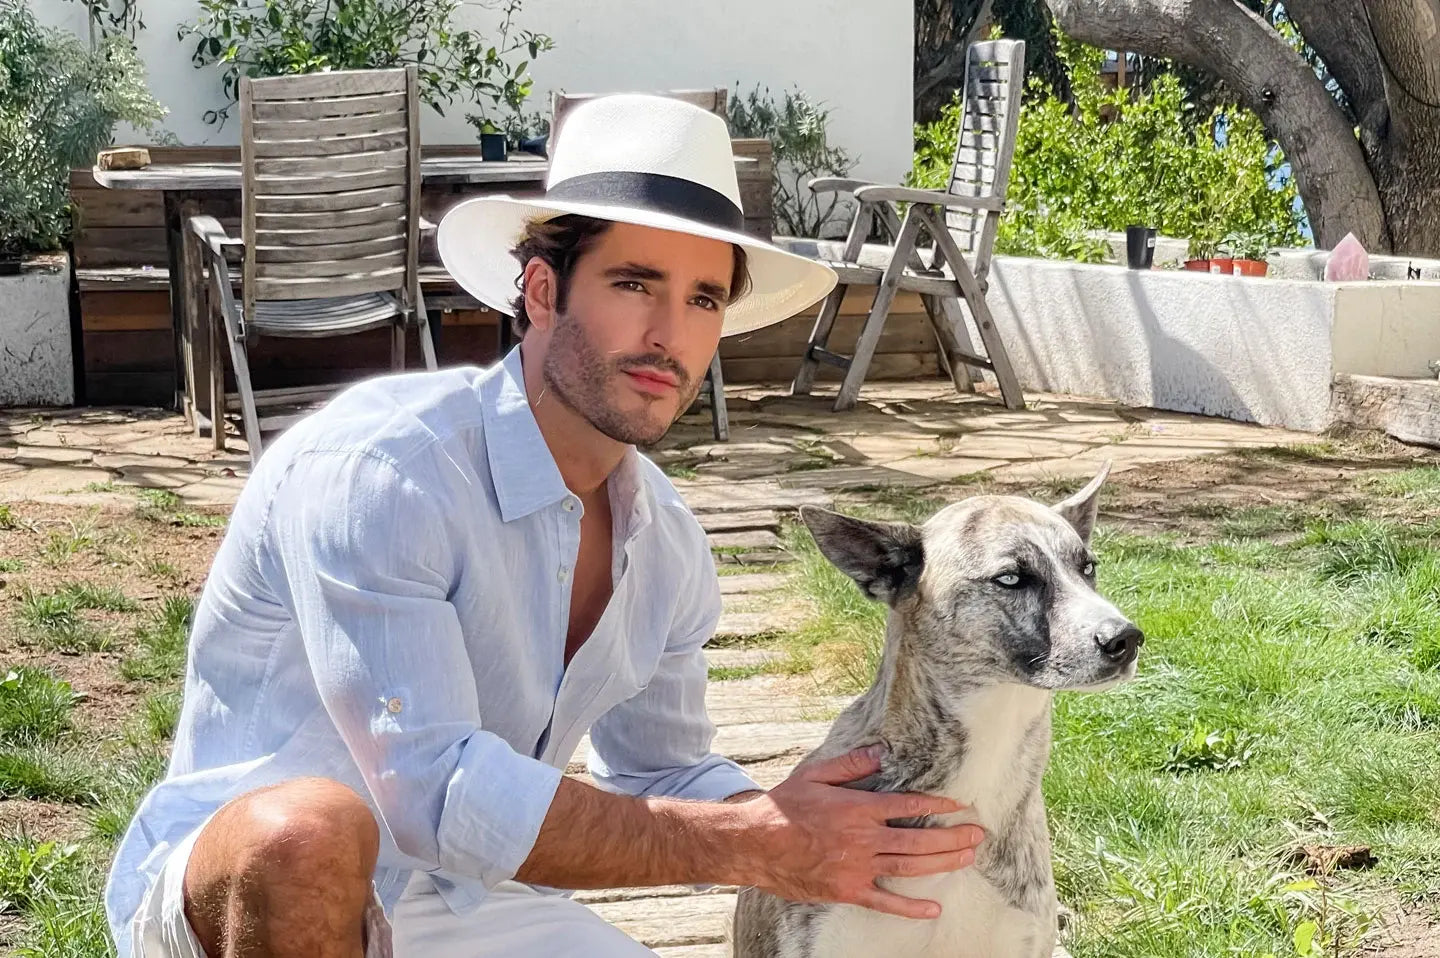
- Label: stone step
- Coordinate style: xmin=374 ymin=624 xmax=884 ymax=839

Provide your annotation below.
xmin=717 ymin=572 xmax=789 ymax=596
xmin=704 ymin=648 xmax=784 ymax=671
xmin=709 ymin=529 xmax=786 ymax=552
xmin=698 ymin=510 xmax=780 ymax=534
xmin=677 ymin=481 xmax=831 ymax=514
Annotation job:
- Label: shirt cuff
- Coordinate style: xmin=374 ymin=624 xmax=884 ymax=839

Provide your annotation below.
xmin=435 ymin=730 xmax=565 ymax=889
xmin=655 ymin=755 xmax=762 ymax=803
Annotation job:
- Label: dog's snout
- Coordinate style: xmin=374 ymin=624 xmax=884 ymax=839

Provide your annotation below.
xmin=1095 ymin=621 xmax=1144 ymax=663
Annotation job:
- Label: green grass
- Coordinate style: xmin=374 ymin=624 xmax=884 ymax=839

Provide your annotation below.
xmin=17 ymin=582 xmax=135 ymax=653
xmin=135 ymin=489 xmax=226 ymax=528
xmin=0 ymin=835 xmax=112 ymax=958
xmin=0 ymin=749 xmax=100 ymax=804
xmin=0 ymin=667 xmax=77 ymax=747
xmin=120 ymin=595 xmax=194 ymax=682
xmin=0 ymin=557 xmax=28 ymax=572
xmin=789 ymin=500 xmax=1440 ymax=956
xmin=0 ymin=503 xmax=16 ymax=530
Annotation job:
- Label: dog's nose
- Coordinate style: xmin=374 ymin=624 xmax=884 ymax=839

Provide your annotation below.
xmin=1095 ymin=622 xmax=1144 ymax=662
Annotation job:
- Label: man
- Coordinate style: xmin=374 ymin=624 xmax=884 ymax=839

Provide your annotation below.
xmin=105 ymin=95 xmax=985 ymax=958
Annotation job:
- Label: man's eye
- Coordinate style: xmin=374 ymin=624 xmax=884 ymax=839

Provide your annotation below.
xmin=691 ymin=295 xmax=719 ymax=311
xmin=616 ymin=280 xmax=646 ymax=292
xmin=994 ymin=572 xmax=1023 ymax=588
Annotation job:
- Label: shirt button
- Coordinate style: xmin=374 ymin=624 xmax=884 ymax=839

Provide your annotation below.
xmin=386 ymin=697 xmax=403 ymax=714
xmin=562 ymin=498 xmax=577 ymax=513
xmin=558 ymin=566 xmax=569 ymax=582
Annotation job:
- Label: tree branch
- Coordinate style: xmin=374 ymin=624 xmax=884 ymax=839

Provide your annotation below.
xmin=1284 ymin=0 xmax=1387 ymax=139
xmin=1044 ymin=0 xmax=1390 ymax=250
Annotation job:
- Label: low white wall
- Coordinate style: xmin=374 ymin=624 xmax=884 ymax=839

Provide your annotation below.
xmin=988 ymin=256 xmax=1345 ymax=432
xmin=1331 ymin=283 xmax=1440 ymax=379
xmin=0 ymin=256 xmax=75 ymax=407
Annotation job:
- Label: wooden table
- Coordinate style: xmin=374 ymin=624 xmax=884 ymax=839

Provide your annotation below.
xmin=92 ymin=155 xmax=551 ymax=432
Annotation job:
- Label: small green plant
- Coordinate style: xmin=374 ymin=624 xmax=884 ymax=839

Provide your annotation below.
xmin=18 ymin=582 xmax=130 ymax=653
xmin=0 ymin=558 xmax=24 ymax=572
xmin=0 ymin=1 xmax=166 ymax=256
xmin=728 ymin=84 xmax=857 ymax=238
xmin=1227 ymin=228 xmax=1273 ymax=262
xmin=0 ymin=668 xmax=77 ymax=747
xmin=1161 ymin=723 xmax=1258 ymax=773
xmin=0 ymin=836 xmax=83 ymax=915
xmin=122 ymin=595 xmax=195 ymax=682
xmin=0 ymin=503 xmax=16 ymax=529
xmin=135 ymin=488 xmax=228 ymax=528
xmin=181 ymin=0 xmax=553 ymax=134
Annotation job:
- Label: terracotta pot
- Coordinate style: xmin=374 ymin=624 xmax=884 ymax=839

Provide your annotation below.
xmin=1184 ymin=259 xmax=1211 ymax=272
xmin=1209 ymin=257 xmax=1234 ymax=274
xmin=1233 ymin=258 xmax=1268 ymax=277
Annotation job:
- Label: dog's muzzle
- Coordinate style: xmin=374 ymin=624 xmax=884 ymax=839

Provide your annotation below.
xmin=1095 ymin=621 xmax=1144 ymax=666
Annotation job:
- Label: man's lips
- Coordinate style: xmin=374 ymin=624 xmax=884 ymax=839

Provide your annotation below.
xmin=623 ymin=368 xmax=680 ymax=393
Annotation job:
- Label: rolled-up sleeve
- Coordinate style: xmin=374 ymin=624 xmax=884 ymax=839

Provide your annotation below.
xmin=265 ymin=448 xmax=562 ymax=888
xmin=586 ymin=530 xmax=760 ymax=801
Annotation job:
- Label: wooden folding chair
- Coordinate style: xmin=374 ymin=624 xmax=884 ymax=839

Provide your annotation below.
xmin=775 ymin=40 xmax=1027 ymax=412
xmin=550 ymin=87 xmax=735 ymax=441
xmin=186 ymin=66 xmax=437 ymax=465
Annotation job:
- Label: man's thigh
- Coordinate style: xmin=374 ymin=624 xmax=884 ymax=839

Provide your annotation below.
xmin=392 ymin=876 xmax=656 ymax=958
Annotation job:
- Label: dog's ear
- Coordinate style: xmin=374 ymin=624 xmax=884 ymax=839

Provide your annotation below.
xmin=1052 ymin=460 xmax=1111 ymax=544
xmin=800 ymin=505 xmax=924 ymax=606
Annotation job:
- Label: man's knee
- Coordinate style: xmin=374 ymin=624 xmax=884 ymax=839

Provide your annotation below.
xmin=184 ymin=777 xmax=379 ymax=954
xmin=233 ymin=777 xmax=380 ymax=882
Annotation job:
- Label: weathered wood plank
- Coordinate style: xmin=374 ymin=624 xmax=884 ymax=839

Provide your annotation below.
xmin=255 ymin=185 xmax=406 ymax=214
xmin=254 ymin=234 xmax=405 ymax=264
xmin=255 ymin=203 xmax=405 ymax=231
xmin=253 ymin=270 xmax=404 ymax=300
xmin=697 ymin=510 xmax=780 ymax=533
xmin=1332 ymin=374 xmax=1440 ymax=448
xmin=254 ymin=165 xmax=409 ymax=196
xmin=254 ymin=148 xmax=407 ymax=178
xmin=720 ymin=352 xmax=942 ymax=385
xmin=248 ymin=69 xmax=407 ymax=101
xmin=253 ymin=112 xmax=407 ymax=140
xmin=250 ymin=91 xmax=407 ymax=121
xmin=709 ymin=529 xmax=785 ymax=552
xmin=250 ymin=130 xmax=407 ymax=159
xmin=256 ymin=249 xmax=406 ymax=278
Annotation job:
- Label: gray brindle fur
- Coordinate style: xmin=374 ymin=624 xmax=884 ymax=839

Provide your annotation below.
xmin=732 ymin=464 xmax=1142 ymax=958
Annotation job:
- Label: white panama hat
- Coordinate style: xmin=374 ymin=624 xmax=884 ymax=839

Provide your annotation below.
xmin=435 ymin=93 xmax=838 ymax=336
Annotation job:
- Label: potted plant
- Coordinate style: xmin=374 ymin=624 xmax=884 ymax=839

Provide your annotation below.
xmin=0 ymin=2 xmax=165 ymax=405
xmin=1126 ymin=224 xmax=1158 ymax=269
xmin=474 ymin=118 xmax=509 ymax=162
xmin=1227 ymin=230 xmax=1271 ymax=276
xmin=1208 ymin=235 xmax=1235 ymax=276
xmin=1184 ymin=235 xmax=1217 ymax=272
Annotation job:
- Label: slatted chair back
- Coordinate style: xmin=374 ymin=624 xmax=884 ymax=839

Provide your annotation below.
xmin=239 ymin=66 xmax=421 ymax=319
xmin=944 ymin=39 xmax=1025 ymax=282
xmin=549 ymin=87 xmax=729 ymax=144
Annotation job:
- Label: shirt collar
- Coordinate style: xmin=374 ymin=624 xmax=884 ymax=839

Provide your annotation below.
xmin=481 ymin=347 xmax=655 ymax=535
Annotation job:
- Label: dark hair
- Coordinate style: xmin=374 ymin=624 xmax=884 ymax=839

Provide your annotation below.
xmin=508 ymin=214 xmax=753 ymax=339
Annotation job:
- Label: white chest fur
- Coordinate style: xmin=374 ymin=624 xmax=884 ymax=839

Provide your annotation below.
xmin=796 ymin=685 xmax=1057 ymax=958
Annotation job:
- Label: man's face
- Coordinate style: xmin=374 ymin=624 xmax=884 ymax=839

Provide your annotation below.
xmin=536 ymin=222 xmax=733 ymax=447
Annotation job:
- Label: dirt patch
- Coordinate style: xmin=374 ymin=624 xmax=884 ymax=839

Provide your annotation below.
xmin=1365 ymin=900 xmax=1440 ymax=957
xmin=0 ymin=798 xmax=89 ymax=842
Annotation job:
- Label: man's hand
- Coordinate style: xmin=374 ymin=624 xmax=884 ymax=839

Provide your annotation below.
xmin=726 ymin=745 xmax=984 ymax=919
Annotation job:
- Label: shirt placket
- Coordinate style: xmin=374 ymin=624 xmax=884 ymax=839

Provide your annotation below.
xmin=533 ymin=494 xmax=582 ymax=759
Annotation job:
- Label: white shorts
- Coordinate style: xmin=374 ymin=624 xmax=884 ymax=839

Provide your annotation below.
xmin=130 ymin=821 xmax=657 ymax=958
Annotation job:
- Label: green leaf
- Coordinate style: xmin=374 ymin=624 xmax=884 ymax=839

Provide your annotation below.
xmin=1293 ymin=920 xmax=1319 ymax=954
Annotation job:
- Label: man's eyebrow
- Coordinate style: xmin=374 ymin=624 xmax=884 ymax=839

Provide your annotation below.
xmin=603 ymin=262 xmax=666 ymax=281
xmin=604 ymin=262 xmax=730 ymax=301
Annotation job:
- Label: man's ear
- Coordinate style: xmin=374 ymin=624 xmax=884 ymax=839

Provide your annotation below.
xmin=522 ymin=257 xmax=560 ymax=332
xmin=1052 ymin=461 xmax=1111 ymax=544
xmin=800 ymin=506 xmax=924 ymax=607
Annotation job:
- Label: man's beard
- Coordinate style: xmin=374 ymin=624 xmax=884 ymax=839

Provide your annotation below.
xmin=541 ymin=310 xmax=705 ymax=447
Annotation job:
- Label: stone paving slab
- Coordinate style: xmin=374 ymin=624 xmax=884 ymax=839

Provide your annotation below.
xmin=703 ymin=648 xmax=785 ymax=670
xmin=716 ymin=573 xmax=788 ymax=595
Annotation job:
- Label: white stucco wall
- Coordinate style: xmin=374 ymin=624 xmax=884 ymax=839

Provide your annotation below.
xmin=1331 ymin=283 xmax=1440 ymax=379
xmin=34 ymin=0 xmax=913 ymax=186
xmin=987 ymin=257 xmax=1342 ymax=432
xmin=0 ymin=257 xmax=75 ymax=407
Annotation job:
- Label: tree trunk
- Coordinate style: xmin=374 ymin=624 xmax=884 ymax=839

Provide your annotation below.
xmin=1361 ymin=0 xmax=1440 ymax=256
xmin=1045 ymin=0 xmax=1390 ymax=251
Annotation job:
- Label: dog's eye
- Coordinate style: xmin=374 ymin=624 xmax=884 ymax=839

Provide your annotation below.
xmin=994 ymin=572 xmax=1024 ymax=588
xmin=1082 ymin=561 xmax=1096 ymax=577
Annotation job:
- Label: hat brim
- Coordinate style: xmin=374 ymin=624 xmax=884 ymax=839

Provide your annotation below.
xmin=435 ymin=195 xmax=838 ymax=337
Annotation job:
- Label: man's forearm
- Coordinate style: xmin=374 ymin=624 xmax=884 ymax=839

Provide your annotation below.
xmin=513 ymin=776 xmax=755 ymax=890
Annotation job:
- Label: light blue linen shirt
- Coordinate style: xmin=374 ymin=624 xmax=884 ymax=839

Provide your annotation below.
xmin=104 ymin=348 xmax=758 ymax=956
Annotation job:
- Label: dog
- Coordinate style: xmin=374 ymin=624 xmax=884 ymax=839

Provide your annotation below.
xmin=732 ymin=464 xmax=1142 ymax=958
